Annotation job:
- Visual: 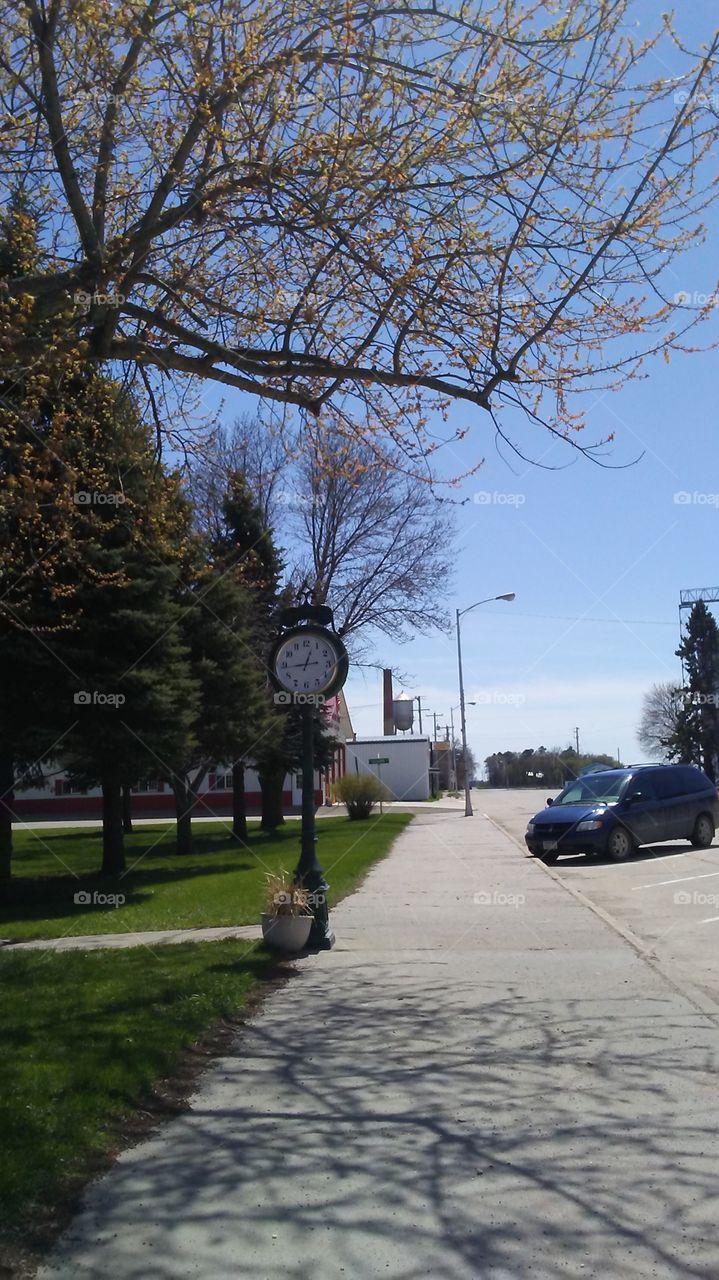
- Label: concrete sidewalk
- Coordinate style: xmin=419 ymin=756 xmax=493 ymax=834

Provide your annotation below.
xmin=1 ymin=924 xmax=262 ymax=952
xmin=38 ymin=809 xmax=719 ymax=1279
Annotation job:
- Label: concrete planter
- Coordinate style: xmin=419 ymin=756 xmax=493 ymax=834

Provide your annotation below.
xmin=261 ymin=913 xmax=313 ymax=951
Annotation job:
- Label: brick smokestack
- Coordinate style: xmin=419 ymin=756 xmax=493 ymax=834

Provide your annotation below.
xmin=383 ymin=669 xmax=395 ymax=736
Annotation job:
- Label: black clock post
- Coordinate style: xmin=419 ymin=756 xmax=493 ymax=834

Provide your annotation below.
xmin=297 ymin=699 xmax=333 ymax=949
xmin=269 ymin=602 xmax=349 ymax=951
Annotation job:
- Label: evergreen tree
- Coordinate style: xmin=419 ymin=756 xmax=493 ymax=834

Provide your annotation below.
xmin=207 ymin=472 xmax=286 ymax=836
xmin=674 ymin=602 xmax=719 ymax=780
xmin=0 ymin=195 xmax=87 ymax=882
xmin=168 ymin=555 xmax=269 ymax=854
xmin=57 ymin=380 xmax=199 ymax=874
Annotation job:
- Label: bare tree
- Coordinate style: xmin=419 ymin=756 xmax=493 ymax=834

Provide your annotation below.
xmin=187 ymin=412 xmax=293 ymax=538
xmin=2 ymin=2 xmax=719 ymax=466
xmin=294 ymin=432 xmax=453 ymax=643
xmin=637 ymin=682 xmax=683 ymax=761
xmin=191 ymin=417 xmax=455 ymax=646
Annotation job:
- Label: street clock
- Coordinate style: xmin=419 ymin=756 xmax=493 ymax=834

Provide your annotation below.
xmin=270 ymin=625 xmax=349 ymax=699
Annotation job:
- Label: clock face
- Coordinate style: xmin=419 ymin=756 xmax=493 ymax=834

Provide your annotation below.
xmin=273 ymin=628 xmax=345 ymax=695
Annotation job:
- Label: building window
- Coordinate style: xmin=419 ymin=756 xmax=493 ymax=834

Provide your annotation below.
xmin=132 ymin=780 xmax=165 ymax=793
xmin=212 ymin=774 xmax=233 ymax=791
xmin=55 ymin=780 xmax=87 ymax=796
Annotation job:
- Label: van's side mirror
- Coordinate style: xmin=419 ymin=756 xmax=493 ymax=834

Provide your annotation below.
xmin=546 ymin=797 xmax=553 ymax=806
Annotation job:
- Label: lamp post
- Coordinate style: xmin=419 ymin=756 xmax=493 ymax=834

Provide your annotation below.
xmin=450 ymin=702 xmax=475 ymax=790
xmin=456 ymin=593 xmax=516 ymax=817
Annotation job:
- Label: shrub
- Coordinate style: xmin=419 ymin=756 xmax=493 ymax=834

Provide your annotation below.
xmin=335 ymin=773 xmax=391 ymax=820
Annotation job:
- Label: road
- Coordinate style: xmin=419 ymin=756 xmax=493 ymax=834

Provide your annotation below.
xmin=481 ymin=787 xmax=719 ymax=1014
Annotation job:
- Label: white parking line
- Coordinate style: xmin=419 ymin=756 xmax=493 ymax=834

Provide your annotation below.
xmin=633 ymin=869 xmax=719 ymax=890
xmin=589 ymin=847 xmax=708 ymax=871
xmin=702 ymin=915 xmax=719 ymax=925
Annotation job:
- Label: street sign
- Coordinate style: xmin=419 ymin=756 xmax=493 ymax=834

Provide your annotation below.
xmin=369 ymin=757 xmax=390 ymax=764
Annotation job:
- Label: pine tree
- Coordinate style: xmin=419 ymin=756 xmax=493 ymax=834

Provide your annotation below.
xmin=207 ymin=471 xmax=286 ymax=837
xmin=168 ymin=556 xmax=269 ymax=854
xmin=675 ymin=602 xmax=719 ymax=779
xmin=0 ymin=196 xmax=86 ymax=882
xmin=57 ymin=380 xmax=199 ymax=874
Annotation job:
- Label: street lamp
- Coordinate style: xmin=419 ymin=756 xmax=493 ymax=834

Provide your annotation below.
xmin=450 ymin=702 xmax=475 ymax=791
xmin=456 ymin=593 xmax=516 ymax=817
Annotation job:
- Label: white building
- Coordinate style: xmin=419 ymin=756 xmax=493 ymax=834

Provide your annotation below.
xmin=344 ymin=736 xmax=431 ymax=801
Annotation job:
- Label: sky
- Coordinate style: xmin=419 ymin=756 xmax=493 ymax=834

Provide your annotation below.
xmin=196 ymin=1 xmax=719 ymax=773
xmin=336 ymin=1 xmax=719 ymax=768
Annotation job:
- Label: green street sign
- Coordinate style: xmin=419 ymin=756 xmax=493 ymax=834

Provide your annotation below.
xmin=369 ymin=757 xmax=390 ymax=764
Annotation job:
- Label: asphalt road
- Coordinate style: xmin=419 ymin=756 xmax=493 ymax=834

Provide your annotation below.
xmin=482 ymin=787 xmax=719 ymax=1015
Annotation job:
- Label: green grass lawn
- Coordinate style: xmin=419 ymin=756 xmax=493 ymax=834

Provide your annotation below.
xmin=0 ymin=813 xmax=412 ymax=940
xmin=0 ymin=812 xmax=411 ymax=1250
xmin=0 ymin=941 xmax=273 ymax=1238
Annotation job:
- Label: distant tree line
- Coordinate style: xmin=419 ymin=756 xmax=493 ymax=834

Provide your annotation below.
xmin=485 ymin=748 xmax=621 ymax=790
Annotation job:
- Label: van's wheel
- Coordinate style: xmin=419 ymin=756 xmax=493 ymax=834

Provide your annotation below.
xmin=690 ymin=813 xmax=714 ymax=849
xmin=607 ymin=826 xmax=634 ymax=861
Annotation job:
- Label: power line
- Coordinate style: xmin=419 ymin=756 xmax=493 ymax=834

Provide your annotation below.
xmin=508 ymin=612 xmax=674 ymax=626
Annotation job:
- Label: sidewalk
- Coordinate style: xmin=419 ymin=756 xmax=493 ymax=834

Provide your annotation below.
xmin=37 ymin=809 xmax=719 ymax=1279
xmin=12 ymin=798 xmax=465 ymax=832
xmin=1 ymin=924 xmax=261 ymax=952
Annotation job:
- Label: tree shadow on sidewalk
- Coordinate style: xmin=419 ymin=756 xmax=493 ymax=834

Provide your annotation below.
xmin=45 ymin=964 xmax=719 ymax=1280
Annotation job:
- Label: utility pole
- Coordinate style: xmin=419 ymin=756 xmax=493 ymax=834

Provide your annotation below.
xmin=456 ymin=593 xmax=516 ymax=817
xmin=574 ymin=726 xmax=580 ymax=756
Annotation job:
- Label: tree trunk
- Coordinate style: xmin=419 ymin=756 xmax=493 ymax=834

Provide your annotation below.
xmin=0 ymin=749 xmax=15 ymax=885
xmin=173 ymin=776 xmax=193 ymax=855
xmin=231 ymin=761 xmax=248 ymax=842
xmin=101 ymin=767 xmax=125 ymax=875
xmin=259 ymin=767 xmax=286 ymax=830
xmin=122 ymin=784 xmax=133 ymax=834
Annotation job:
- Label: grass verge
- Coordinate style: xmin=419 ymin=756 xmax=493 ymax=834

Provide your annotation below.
xmin=0 ymin=813 xmax=412 ymax=940
xmin=0 ymin=812 xmax=412 ymax=1268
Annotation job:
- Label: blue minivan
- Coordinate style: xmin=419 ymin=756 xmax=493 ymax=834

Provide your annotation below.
xmin=525 ymin=764 xmax=718 ymax=862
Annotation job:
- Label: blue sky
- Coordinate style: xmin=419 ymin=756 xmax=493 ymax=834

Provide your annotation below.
xmin=336 ymin=2 xmax=719 ymax=766
xmin=345 ymin=303 xmax=719 ymax=765
xmin=197 ymin=1 xmax=719 ymax=770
